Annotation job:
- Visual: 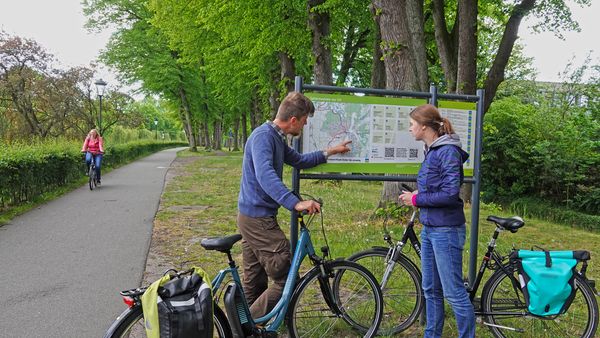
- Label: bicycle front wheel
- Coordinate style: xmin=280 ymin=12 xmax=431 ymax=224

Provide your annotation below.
xmin=286 ymin=260 xmax=383 ymax=338
xmin=481 ymin=266 xmax=598 ymax=338
xmin=89 ymin=166 xmax=96 ymax=190
xmin=346 ymin=248 xmax=423 ymax=335
xmin=103 ymin=303 xmax=232 ymax=338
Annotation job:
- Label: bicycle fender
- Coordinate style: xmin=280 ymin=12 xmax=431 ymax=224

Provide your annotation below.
xmin=289 ymin=259 xmax=344 ymax=302
xmin=103 ymin=306 xmax=139 ymax=338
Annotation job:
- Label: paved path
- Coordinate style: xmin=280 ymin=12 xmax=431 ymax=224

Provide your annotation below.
xmin=0 ymin=147 xmax=185 ymax=338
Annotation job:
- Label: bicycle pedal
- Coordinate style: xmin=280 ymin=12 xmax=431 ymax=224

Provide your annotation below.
xmin=255 ymin=330 xmax=277 ymax=338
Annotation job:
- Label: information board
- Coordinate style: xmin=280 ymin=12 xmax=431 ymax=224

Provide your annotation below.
xmin=302 ymin=93 xmax=476 ymax=175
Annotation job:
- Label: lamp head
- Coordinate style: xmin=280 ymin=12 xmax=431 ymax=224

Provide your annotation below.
xmin=94 ymin=78 xmax=107 ymax=96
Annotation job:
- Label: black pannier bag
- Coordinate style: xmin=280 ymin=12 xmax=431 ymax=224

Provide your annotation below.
xmin=141 ymin=267 xmax=213 ymax=338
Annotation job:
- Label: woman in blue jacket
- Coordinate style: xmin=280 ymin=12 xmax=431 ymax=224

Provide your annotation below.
xmin=399 ymin=104 xmax=475 ymax=338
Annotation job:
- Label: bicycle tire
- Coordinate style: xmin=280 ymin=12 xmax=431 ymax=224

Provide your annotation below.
xmin=481 ymin=264 xmax=598 ymax=338
xmin=285 ymin=260 xmax=383 ymax=338
xmin=103 ymin=303 xmax=232 ymax=338
xmin=344 ymin=247 xmax=423 ymax=335
xmin=89 ymin=165 xmax=96 ymax=190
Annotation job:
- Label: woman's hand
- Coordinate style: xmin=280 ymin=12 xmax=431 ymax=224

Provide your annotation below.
xmin=399 ymin=190 xmax=416 ymax=206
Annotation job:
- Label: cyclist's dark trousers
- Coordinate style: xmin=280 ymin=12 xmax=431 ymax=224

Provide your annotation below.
xmin=85 ymin=152 xmax=103 ymax=181
xmin=237 ymin=212 xmax=291 ymax=319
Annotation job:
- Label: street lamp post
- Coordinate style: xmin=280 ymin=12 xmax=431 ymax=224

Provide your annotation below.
xmin=154 ymin=118 xmax=158 ymax=140
xmin=94 ymin=79 xmax=107 ymax=133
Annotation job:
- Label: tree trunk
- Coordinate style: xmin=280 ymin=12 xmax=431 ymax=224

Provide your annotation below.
xmin=456 ymin=0 xmax=478 ymax=94
xmin=373 ymin=0 xmax=422 ymax=204
xmin=405 ymin=0 xmax=429 ymax=91
xmin=431 ymin=0 xmax=457 ymax=92
xmin=269 ymin=62 xmax=281 ymax=120
xmin=278 ymin=52 xmax=296 ymax=94
xmin=178 ymin=86 xmax=197 ymax=151
xmin=233 ymin=115 xmax=240 ymax=151
xmin=203 ymin=121 xmax=211 ymax=150
xmin=241 ymin=109 xmax=248 ymax=150
xmin=483 ymin=0 xmax=536 ymax=113
xmin=370 ymin=3 xmax=386 ymax=89
xmin=213 ymin=119 xmax=222 ymax=151
xmin=308 ymin=0 xmax=333 ymax=85
xmin=375 ymin=0 xmax=419 ymax=91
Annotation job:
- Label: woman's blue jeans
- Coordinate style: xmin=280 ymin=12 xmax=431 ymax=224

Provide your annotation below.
xmin=85 ymin=152 xmax=103 ymax=180
xmin=421 ymin=224 xmax=475 ymax=338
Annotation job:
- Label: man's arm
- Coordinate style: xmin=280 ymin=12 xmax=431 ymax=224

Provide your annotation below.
xmin=251 ymin=136 xmax=301 ymax=211
xmin=284 ymin=140 xmax=353 ymax=169
xmin=323 ymin=140 xmax=352 ymax=158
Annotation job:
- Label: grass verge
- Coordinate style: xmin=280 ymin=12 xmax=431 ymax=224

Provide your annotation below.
xmin=147 ymin=150 xmax=600 ymax=337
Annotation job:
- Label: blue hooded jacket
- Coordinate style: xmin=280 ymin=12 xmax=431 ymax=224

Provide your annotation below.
xmin=414 ymin=134 xmax=469 ymax=227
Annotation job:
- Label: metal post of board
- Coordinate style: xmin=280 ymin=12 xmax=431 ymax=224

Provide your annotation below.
xmin=468 ymin=89 xmax=485 ymax=285
xmin=429 ymin=84 xmax=438 ymax=106
xmin=290 ymin=76 xmax=304 ymax=253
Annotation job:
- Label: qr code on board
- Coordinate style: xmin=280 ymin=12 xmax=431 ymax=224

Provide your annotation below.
xmin=384 ymin=147 xmax=395 ymax=158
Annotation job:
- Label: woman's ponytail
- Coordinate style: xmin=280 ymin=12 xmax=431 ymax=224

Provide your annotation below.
xmin=438 ymin=117 xmax=454 ymax=136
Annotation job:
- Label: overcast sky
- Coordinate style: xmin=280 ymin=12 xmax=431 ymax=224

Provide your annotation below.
xmin=0 ymin=0 xmax=598 ymax=90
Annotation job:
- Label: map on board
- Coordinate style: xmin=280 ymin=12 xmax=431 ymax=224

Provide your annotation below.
xmin=302 ymin=93 xmax=476 ymax=174
xmin=304 ymin=101 xmax=371 ymax=163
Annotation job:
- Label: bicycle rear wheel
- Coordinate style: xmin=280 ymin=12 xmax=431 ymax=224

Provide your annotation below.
xmin=345 ymin=248 xmax=423 ymax=335
xmin=286 ymin=260 xmax=383 ymax=338
xmin=103 ymin=303 xmax=231 ymax=338
xmin=481 ymin=266 xmax=598 ymax=338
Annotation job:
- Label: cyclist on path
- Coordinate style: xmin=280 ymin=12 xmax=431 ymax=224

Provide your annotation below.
xmin=399 ymin=104 xmax=475 ymax=338
xmin=81 ymin=128 xmax=104 ymax=185
xmin=237 ymin=92 xmax=351 ymax=319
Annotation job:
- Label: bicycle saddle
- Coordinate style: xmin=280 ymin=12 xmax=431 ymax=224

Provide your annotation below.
xmin=201 ymin=234 xmax=242 ymax=252
xmin=487 ymin=215 xmax=525 ymax=233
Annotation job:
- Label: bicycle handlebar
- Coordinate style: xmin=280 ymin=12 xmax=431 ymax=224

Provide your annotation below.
xmin=300 ymin=198 xmax=323 ymax=216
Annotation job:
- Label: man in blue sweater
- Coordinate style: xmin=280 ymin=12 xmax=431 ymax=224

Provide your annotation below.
xmin=237 ymin=92 xmax=351 ymax=319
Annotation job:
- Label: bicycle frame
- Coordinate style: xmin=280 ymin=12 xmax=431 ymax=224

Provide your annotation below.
xmin=210 ymin=215 xmax=323 ymax=332
xmin=380 ymin=208 xmax=421 ymax=288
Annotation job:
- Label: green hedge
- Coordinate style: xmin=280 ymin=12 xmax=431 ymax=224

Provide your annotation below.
xmin=510 ymin=197 xmax=600 ymax=232
xmin=0 ymin=139 xmax=187 ymax=209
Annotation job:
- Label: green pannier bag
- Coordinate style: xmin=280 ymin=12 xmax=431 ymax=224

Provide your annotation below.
xmin=512 ymin=249 xmax=589 ymax=317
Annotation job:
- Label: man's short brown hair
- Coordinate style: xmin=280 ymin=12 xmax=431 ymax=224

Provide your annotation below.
xmin=276 ymin=92 xmax=315 ymax=121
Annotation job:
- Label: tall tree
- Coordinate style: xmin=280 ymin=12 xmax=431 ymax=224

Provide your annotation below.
xmin=84 ymin=0 xmax=204 ymax=150
xmin=308 ymin=0 xmax=333 ymax=85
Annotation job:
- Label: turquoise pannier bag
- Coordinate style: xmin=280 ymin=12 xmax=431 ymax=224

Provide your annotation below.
xmin=511 ymin=249 xmax=589 ymax=317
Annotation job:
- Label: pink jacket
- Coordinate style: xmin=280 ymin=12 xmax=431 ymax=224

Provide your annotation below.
xmin=81 ymin=136 xmax=104 ymax=154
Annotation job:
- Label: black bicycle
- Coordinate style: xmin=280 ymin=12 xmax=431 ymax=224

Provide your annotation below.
xmin=342 ymin=185 xmax=599 ymax=337
xmin=86 ymin=152 xmax=101 ymax=190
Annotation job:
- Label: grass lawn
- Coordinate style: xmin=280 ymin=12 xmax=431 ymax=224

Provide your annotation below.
xmin=146 ymin=149 xmax=600 ymax=337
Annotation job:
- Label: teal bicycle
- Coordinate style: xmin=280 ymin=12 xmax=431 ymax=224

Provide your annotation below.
xmin=104 ymin=199 xmax=384 ymax=337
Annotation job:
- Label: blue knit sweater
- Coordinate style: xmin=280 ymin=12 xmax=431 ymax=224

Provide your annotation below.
xmin=238 ymin=123 xmax=327 ymax=217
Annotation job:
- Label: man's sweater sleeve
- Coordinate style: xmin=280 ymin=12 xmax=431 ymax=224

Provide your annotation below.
xmin=250 ymin=135 xmax=300 ymax=211
xmin=283 ymin=146 xmax=327 ymax=168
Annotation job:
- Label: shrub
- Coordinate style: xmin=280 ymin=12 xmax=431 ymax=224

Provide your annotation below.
xmin=510 ymin=197 xmax=600 ymax=232
xmin=0 ymin=139 xmax=186 ymax=209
